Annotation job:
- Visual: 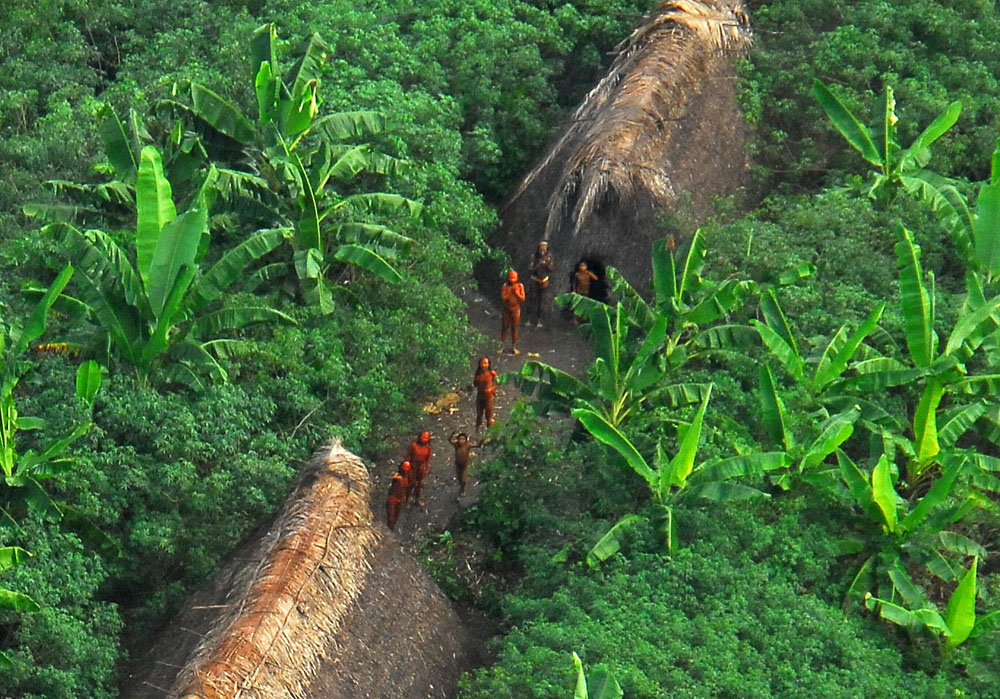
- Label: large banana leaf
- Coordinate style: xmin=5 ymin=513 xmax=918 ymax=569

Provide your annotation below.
xmin=325 ymin=193 xmax=423 ymax=221
xmin=758 ymin=365 xmax=793 ymax=451
xmin=293 ymin=153 xmax=322 ymax=251
xmin=895 ymin=226 xmax=936 ymax=366
xmin=813 ymin=80 xmax=882 ymax=166
xmin=572 ymin=407 xmax=655 ymax=487
xmin=814 ymin=302 xmax=885 ymax=389
xmin=871 ymin=455 xmax=899 ymax=533
xmin=330 ymin=222 xmax=416 ymax=253
xmin=836 ymin=450 xmax=883 ymax=522
xmin=97 ymin=105 xmax=137 ymax=181
xmin=75 ymin=361 xmax=102 ymax=405
xmin=753 ymin=321 xmax=805 ymax=384
xmin=184 ymin=228 xmax=287 ymax=315
xmin=800 ymin=408 xmax=859 ymax=471
xmin=900 ymin=457 xmax=964 ymax=532
xmin=12 ymin=264 xmax=74 ymax=355
xmin=135 ymin=147 xmax=178 ymax=291
xmin=945 ymin=558 xmax=977 ymax=647
xmin=585 ymin=514 xmax=644 ymax=567
xmin=42 ymin=234 xmax=141 ymax=362
xmin=0 ymin=547 xmax=31 ymax=571
xmin=251 ymin=24 xmax=279 ymax=124
xmin=759 ymin=289 xmax=799 ymax=356
xmin=944 ymin=295 xmax=1000 ymax=357
xmin=332 ymin=243 xmax=404 ymax=283
xmin=975 ymin=180 xmax=1000 ymax=276
xmin=0 ymin=589 xmax=40 ymax=613
xmin=666 ymin=386 xmax=712 ymax=488
xmin=188 ymin=306 xmax=296 ymax=338
xmin=142 ymin=265 xmax=197 ymax=365
xmin=313 ymin=111 xmax=387 ymax=141
xmin=80 ymin=229 xmax=152 ymax=319
xmin=899 ymin=101 xmax=962 ymax=172
xmin=900 ymin=174 xmax=974 ymax=264
xmin=147 ymin=204 xmax=207 ymax=319
xmin=679 ymin=481 xmax=770 ymax=503
xmin=190 ymin=83 xmax=255 ymax=144
xmin=691 ymin=452 xmax=787 ymax=484
xmin=937 ymin=532 xmax=987 ymax=559
xmin=887 ymin=561 xmax=931 ymax=609
xmin=651 ymin=236 xmax=675 ymax=311
xmin=322 ymin=144 xmax=374 ymax=185
xmin=684 ymin=279 xmax=755 ymax=325
xmin=912 ymin=379 xmax=944 ymax=467
xmin=936 ymin=403 xmax=985 ymax=448
xmin=871 ymin=86 xmax=897 ymax=175
xmin=675 ymin=229 xmax=707 ymax=307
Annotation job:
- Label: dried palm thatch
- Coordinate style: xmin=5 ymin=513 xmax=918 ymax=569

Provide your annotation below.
xmin=511 ymin=0 xmax=751 ymax=240
xmin=173 ymin=439 xmax=380 ymax=699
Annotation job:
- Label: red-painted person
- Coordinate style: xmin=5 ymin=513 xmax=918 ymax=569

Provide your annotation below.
xmin=499 ymin=269 xmax=526 ymax=356
xmin=406 ymin=431 xmax=433 ymax=507
xmin=474 ymin=356 xmax=499 ymax=432
xmin=386 ymin=461 xmax=412 ymax=531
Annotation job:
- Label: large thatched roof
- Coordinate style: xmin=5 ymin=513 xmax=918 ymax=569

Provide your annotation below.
xmin=502 ymin=0 xmax=751 ymax=291
xmin=121 ymin=440 xmax=474 ymax=699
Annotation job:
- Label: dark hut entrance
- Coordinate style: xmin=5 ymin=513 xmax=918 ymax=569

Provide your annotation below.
xmin=576 ymin=255 xmax=609 ymax=303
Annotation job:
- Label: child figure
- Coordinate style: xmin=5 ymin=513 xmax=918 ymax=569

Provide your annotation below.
xmin=448 ymin=431 xmax=482 ymax=499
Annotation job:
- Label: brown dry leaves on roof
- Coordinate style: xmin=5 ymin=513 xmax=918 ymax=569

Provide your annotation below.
xmin=513 ymin=0 xmax=751 ymax=239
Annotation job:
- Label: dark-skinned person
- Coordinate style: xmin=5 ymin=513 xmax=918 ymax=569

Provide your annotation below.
xmin=406 ymin=431 xmax=432 ymax=508
xmin=473 ymin=356 xmax=499 ymax=432
xmin=527 ymin=241 xmax=554 ymax=327
xmin=386 ymin=460 xmax=412 ymax=531
xmin=448 ymin=431 xmax=483 ymax=499
xmin=570 ymin=260 xmax=599 ymax=325
xmin=499 ymin=269 xmax=526 ymax=355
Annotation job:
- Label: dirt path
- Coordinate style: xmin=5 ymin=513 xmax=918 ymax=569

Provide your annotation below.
xmin=369 ymin=292 xmax=592 ymax=543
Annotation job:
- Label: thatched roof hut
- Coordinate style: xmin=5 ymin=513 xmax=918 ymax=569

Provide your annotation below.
xmin=121 ymin=440 xmax=474 ymax=698
xmin=502 ymin=0 xmax=752 ymax=292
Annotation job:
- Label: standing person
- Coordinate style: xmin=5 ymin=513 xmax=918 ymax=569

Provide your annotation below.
xmin=572 ymin=261 xmax=599 ymax=297
xmin=528 ymin=241 xmax=554 ymax=327
xmin=474 ymin=356 xmax=499 ymax=432
xmin=499 ymin=269 xmax=526 ymax=356
xmin=385 ymin=460 xmax=412 ymax=531
xmin=406 ymin=431 xmax=432 ymax=508
xmin=448 ymin=431 xmax=482 ymax=499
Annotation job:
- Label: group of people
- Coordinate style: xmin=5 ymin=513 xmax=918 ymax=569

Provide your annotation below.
xmin=385 ymin=356 xmax=500 ymax=531
xmin=386 ymin=240 xmax=604 ymax=531
xmin=499 ymin=241 xmax=601 ymax=354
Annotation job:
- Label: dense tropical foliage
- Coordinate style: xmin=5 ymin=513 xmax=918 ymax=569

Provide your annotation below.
xmin=2 ymin=0 xmax=1000 ymax=697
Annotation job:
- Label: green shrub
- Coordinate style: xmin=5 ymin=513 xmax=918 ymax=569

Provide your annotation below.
xmin=0 ymin=519 xmax=121 ymax=699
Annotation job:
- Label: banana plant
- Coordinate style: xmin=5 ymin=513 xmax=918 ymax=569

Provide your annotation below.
xmin=1 ymin=273 xmax=108 ymax=670
xmin=1 ymin=266 xmax=103 ymax=526
xmin=513 ymin=234 xmax=759 ymax=428
xmin=756 ymin=364 xmax=864 ymax=490
xmin=572 ymin=387 xmax=787 ymax=560
xmin=43 ymin=146 xmax=293 ymax=389
xmin=864 ymin=558 xmax=998 ymax=655
xmin=813 ymin=80 xmax=961 ymax=208
xmin=752 ymin=289 xmax=886 ymax=400
xmin=164 ymin=23 xmax=422 ymax=312
xmin=561 ymin=231 xmax=760 ymax=366
xmin=513 ymin=301 xmax=678 ymax=427
xmin=838 ymin=449 xmax=988 ymax=606
xmin=572 ymin=652 xmax=622 ymax=699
